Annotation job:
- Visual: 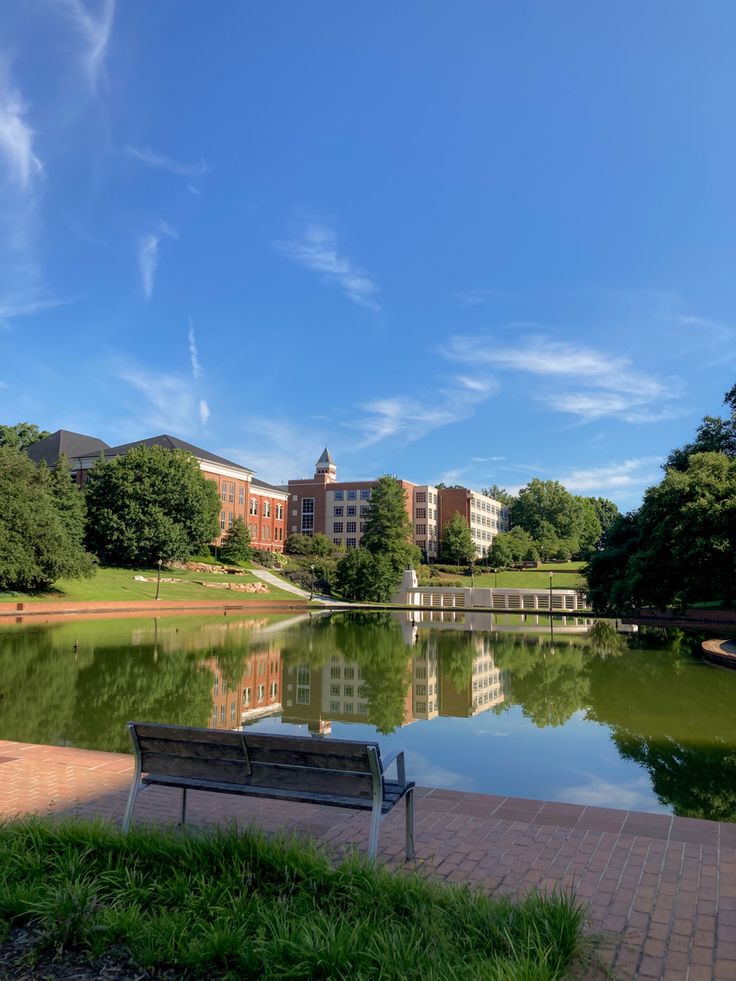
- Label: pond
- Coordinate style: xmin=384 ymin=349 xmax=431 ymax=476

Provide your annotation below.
xmin=1 ymin=610 xmax=734 ymax=822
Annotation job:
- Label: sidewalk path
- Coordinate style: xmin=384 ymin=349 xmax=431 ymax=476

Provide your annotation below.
xmin=250 ymin=568 xmax=334 ymax=604
xmin=1 ymin=740 xmax=735 ymax=979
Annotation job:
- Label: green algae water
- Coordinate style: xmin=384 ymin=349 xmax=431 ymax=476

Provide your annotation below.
xmin=1 ymin=611 xmax=734 ymax=822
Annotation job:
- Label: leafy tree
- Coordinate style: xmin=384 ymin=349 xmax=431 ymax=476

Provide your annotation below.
xmin=588 ymin=497 xmax=620 ymax=539
xmin=361 ymin=474 xmax=420 ymax=575
xmin=588 ymin=452 xmax=736 ymax=612
xmin=665 ymin=383 xmax=736 ymax=471
xmin=84 ymin=445 xmax=220 ymax=566
xmin=486 ymin=533 xmax=514 ymax=568
xmin=441 ymin=512 xmax=476 ymax=564
xmin=573 ymin=497 xmax=603 ymax=558
xmin=481 ymin=484 xmax=515 ymax=506
xmin=0 ymin=448 xmax=95 ymax=590
xmin=284 ymin=533 xmax=312 ymax=555
xmin=0 ymin=422 xmax=50 ymax=451
xmin=510 ymin=479 xmax=585 ymax=559
xmin=334 ymin=548 xmax=398 ymax=602
xmin=219 ymin=516 xmax=252 ymax=564
xmin=309 ymin=533 xmax=334 ymax=557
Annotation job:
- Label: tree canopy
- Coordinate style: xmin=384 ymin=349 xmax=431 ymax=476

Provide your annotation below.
xmin=219 ymin=516 xmax=252 ymax=564
xmin=0 ymin=422 xmax=50 ymax=451
xmin=509 ymin=479 xmax=606 ymax=559
xmin=665 ymin=384 xmax=736 ymax=471
xmin=360 ymin=474 xmax=420 ymax=579
xmin=481 ymin=484 xmax=515 ymax=506
xmin=334 ymin=548 xmax=399 ymax=602
xmin=588 ymin=451 xmax=736 ymax=612
xmin=84 ymin=445 xmax=221 ymax=566
xmin=441 ymin=512 xmax=476 ymax=564
xmin=0 ymin=448 xmax=95 ymax=590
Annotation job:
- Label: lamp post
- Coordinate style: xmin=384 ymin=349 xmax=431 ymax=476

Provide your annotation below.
xmin=155 ymin=558 xmax=163 ymax=600
xmin=310 ymin=564 xmax=315 ymax=601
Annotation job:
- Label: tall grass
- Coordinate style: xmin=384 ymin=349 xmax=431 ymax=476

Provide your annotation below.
xmin=0 ymin=818 xmax=588 ymax=980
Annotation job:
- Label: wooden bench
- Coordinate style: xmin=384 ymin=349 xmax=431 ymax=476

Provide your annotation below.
xmin=123 ymin=722 xmax=416 ymax=860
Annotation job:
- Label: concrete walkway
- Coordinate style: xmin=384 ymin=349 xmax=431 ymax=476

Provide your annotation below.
xmin=250 ymin=568 xmax=334 ymax=604
xmin=1 ymin=740 xmax=735 ymax=980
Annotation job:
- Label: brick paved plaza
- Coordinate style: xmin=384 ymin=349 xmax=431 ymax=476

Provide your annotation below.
xmin=1 ymin=739 xmax=735 ymax=980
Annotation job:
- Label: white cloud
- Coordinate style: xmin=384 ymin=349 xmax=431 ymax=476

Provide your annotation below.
xmin=444 ymin=332 xmax=681 ymax=423
xmin=188 ymin=320 xmax=202 ymax=378
xmin=0 ymin=65 xmax=42 ymax=190
xmin=354 ymin=375 xmax=496 ymax=447
xmin=274 ymin=223 xmax=380 ymax=310
xmin=53 ymin=0 xmax=115 ymax=90
xmin=555 ymin=456 xmax=662 ymax=494
xmin=117 ymin=365 xmax=204 ymax=436
xmin=138 ymin=223 xmax=175 ymax=299
xmin=125 ymin=145 xmax=209 ymax=179
xmin=198 ymin=399 xmax=210 ymax=425
xmin=138 ymin=234 xmax=158 ymax=299
xmin=557 ymin=774 xmax=661 ymax=812
xmin=224 ymin=418 xmax=329 ymax=485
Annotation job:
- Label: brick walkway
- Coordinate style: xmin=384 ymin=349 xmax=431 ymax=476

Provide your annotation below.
xmin=1 ymin=740 xmax=735 ymax=980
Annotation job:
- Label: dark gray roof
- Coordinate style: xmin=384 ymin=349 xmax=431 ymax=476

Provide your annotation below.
xmin=78 ymin=434 xmax=254 ymax=475
xmin=316 ymin=447 xmax=335 ymax=466
xmin=25 ymin=430 xmax=110 ymax=467
xmin=250 ymin=476 xmax=288 ymax=495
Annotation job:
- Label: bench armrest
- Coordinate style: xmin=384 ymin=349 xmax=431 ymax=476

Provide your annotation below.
xmin=381 ymin=749 xmax=407 ymax=785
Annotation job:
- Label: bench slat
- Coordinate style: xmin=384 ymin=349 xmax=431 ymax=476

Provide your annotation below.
xmin=140 ymin=752 xmax=374 ymax=799
xmin=133 ymin=725 xmax=377 ymax=773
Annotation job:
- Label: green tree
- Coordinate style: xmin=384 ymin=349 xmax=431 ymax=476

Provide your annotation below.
xmin=588 ymin=452 xmax=736 ymax=612
xmin=588 ymin=497 xmax=620 ymax=540
xmin=486 ymin=533 xmax=514 ymax=568
xmin=219 ymin=516 xmax=252 ymax=564
xmin=573 ymin=497 xmax=603 ymax=558
xmin=285 ymin=533 xmax=312 ymax=555
xmin=481 ymin=484 xmax=515 ymax=506
xmin=665 ymin=383 xmax=736 ymax=471
xmin=309 ymin=533 xmax=333 ymax=557
xmin=84 ymin=445 xmax=220 ymax=566
xmin=361 ymin=475 xmax=420 ymax=580
xmin=334 ymin=548 xmax=398 ymax=602
xmin=511 ymin=479 xmax=586 ymax=560
xmin=0 ymin=422 xmax=50 ymax=451
xmin=0 ymin=448 xmax=95 ymax=590
xmin=441 ymin=512 xmax=476 ymax=564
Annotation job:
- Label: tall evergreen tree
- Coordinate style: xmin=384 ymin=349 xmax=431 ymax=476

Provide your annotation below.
xmin=441 ymin=512 xmax=476 ymax=564
xmin=361 ymin=475 xmax=420 ymax=571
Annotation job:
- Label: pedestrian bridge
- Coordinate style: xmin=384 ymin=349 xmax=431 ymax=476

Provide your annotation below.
xmin=393 ymin=569 xmax=587 ymax=612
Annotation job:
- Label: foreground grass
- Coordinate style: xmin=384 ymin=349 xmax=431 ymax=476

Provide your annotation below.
xmin=0 ymin=564 xmax=299 ymax=604
xmin=0 ymin=819 xmax=588 ymax=980
xmin=434 ymin=566 xmax=588 ymax=591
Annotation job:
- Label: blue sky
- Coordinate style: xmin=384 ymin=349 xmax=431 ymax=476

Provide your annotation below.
xmin=1 ymin=2 xmax=734 ymax=510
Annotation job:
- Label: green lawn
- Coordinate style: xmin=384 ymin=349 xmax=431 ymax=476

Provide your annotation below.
xmin=0 ymin=564 xmax=300 ymax=604
xmin=433 ymin=563 xmax=587 ymax=590
xmin=0 ymin=819 xmax=589 ymax=981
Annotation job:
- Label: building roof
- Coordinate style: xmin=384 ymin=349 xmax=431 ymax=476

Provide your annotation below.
xmin=250 ymin=476 xmax=289 ymax=496
xmin=25 ymin=430 xmax=110 ymax=467
xmin=316 ymin=447 xmax=335 ymax=466
xmin=79 ymin=434 xmax=254 ymax=475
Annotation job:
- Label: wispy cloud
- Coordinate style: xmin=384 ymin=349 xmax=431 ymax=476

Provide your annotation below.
xmin=354 ymin=375 xmax=496 ymax=447
xmin=0 ymin=65 xmax=55 ymax=329
xmin=556 ymin=456 xmax=662 ymax=494
xmin=444 ymin=332 xmax=682 ymax=423
xmin=0 ymin=65 xmax=42 ymax=190
xmin=455 ymin=288 xmax=504 ymax=308
xmin=199 ymin=399 xmax=210 ymax=425
xmin=53 ymin=0 xmax=115 ymax=91
xmin=224 ymin=418 xmax=328 ymax=485
xmin=188 ymin=320 xmax=202 ymax=378
xmin=138 ymin=223 xmax=175 ymax=299
xmin=274 ymin=223 xmax=380 ymax=311
xmin=116 ymin=364 xmax=205 ymax=436
xmin=125 ymin=145 xmax=209 ymax=179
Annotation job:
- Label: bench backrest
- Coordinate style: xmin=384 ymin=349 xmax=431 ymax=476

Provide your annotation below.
xmin=128 ymin=722 xmax=382 ymax=800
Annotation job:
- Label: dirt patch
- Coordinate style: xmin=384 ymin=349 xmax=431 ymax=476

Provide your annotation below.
xmin=0 ymin=928 xmax=166 ymax=980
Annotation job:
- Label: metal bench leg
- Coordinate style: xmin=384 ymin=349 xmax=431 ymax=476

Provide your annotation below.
xmin=180 ymin=787 xmax=188 ymax=826
xmin=368 ymin=802 xmax=382 ymax=859
xmin=405 ymin=788 xmax=415 ymax=861
xmin=122 ymin=780 xmax=139 ymax=832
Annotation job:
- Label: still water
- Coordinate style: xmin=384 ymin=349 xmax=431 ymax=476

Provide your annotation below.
xmin=1 ymin=611 xmax=734 ymax=821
